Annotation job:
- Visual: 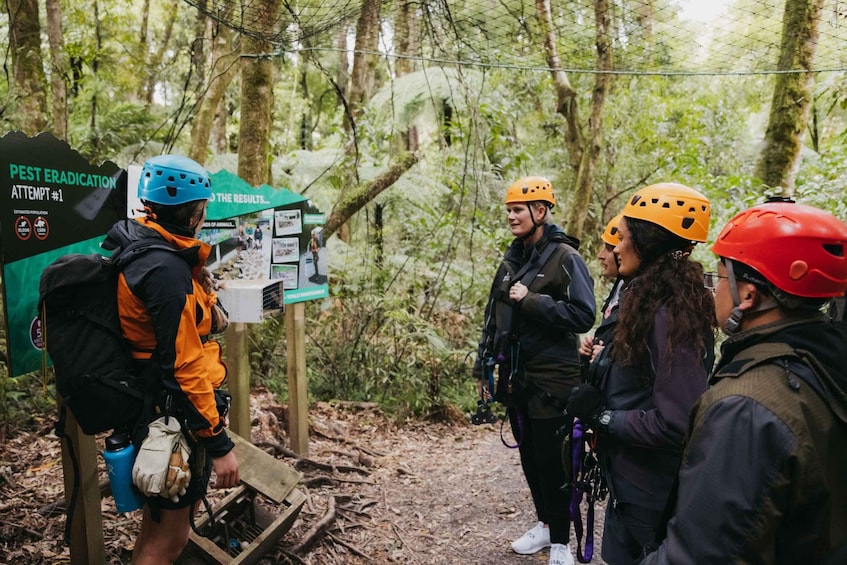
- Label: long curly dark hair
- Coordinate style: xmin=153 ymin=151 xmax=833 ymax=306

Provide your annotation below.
xmin=613 ymin=217 xmax=717 ymax=370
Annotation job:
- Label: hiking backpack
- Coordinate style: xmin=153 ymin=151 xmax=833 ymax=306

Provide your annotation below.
xmin=38 ymin=239 xmax=174 ymax=435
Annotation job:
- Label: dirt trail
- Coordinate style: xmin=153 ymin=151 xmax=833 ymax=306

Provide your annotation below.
xmin=0 ymin=399 xmax=607 ymax=564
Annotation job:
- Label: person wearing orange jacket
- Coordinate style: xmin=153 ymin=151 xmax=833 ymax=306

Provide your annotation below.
xmin=104 ymin=155 xmax=239 ymax=564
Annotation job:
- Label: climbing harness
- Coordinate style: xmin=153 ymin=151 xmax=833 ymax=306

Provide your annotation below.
xmin=567 ymin=419 xmax=608 ymax=563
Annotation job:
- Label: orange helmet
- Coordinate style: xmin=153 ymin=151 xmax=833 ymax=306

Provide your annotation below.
xmin=602 ymin=214 xmax=622 ymax=246
xmin=505 ymin=176 xmax=556 ymax=208
xmin=623 ymin=183 xmax=710 ymax=242
xmin=712 ymin=201 xmax=847 ymax=298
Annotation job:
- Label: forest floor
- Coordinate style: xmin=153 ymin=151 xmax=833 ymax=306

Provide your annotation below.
xmin=0 ymin=390 xmax=606 ymax=564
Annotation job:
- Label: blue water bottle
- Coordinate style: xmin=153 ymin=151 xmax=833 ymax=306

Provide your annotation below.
xmin=104 ymin=432 xmax=143 ymax=512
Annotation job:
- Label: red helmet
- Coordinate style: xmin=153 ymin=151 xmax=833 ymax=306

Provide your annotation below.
xmin=712 ymin=202 xmax=847 ymax=298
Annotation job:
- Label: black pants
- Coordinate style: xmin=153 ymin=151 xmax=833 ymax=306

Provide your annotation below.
xmin=601 ymin=500 xmax=662 ymax=564
xmin=510 ymin=408 xmax=572 ymax=544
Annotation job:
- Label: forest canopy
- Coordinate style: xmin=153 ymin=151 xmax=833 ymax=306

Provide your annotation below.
xmin=2 ymin=0 xmax=847 ymax=419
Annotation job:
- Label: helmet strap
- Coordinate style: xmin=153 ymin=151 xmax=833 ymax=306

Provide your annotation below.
xmin=138 ymin=204 xmax=157 ymax=220
xmin=724 ymin=260 xmax=779 ymax=334
xmin=725 ymin=260 xmax=747 ymax=334
xmin=519 ymin=203 xmax=548 ymax=242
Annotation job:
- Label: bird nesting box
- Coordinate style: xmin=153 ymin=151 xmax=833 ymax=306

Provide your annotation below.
xmin=216 ymin=279 xmax=285 ymax=323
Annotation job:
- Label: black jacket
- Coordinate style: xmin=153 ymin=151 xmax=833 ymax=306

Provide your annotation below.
xmin=642 ymin=316 xmax=847 ymax=564
xmin=592 ymin=303 xmax=713 ymax=511
xmin=474 ymin=223 xmax=596 ymax=418
xmin=105 ymin=218 xmax=233 ymax=458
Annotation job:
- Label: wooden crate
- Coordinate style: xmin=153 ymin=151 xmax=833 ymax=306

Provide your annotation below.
xmin=177 ymin=485 xmax=306 ymax=564
xmin=176 ymin=432 xmax=305 ymax=564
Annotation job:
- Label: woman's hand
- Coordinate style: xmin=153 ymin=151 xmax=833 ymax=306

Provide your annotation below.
xmin=579 ymin=336 xmax=594 ymax=358
xmin=591 ymin=341 xmax=605 ymax=363
xmin=509 ymin=281 xmax=528 ymax=302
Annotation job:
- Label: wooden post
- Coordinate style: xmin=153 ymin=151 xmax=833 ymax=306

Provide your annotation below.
xmin=224 ymin=322 xmax=251 ymax=438
xmin=60 ymin=405 xmax=106 ymax=565
xmin=286 ymin=303 xmax=309 ymax=455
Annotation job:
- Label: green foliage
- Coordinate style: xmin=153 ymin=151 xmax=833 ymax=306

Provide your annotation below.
xmin=70 ymin=100 xmax=164 ymax=160
xmin=305 ymin=285 xmax=478 ymax=418
xmin=0 ymin=371 xmax=57 ymax=434
xmin=246 ymin=313 xmax=289 ymax=398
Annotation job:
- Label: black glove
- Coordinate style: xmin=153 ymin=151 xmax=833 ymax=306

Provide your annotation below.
xmin=565 ymin=384 xmax=605 ymax=422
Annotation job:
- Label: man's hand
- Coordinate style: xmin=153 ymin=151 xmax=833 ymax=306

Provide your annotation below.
xmin=579 ymin=336 xmax=594 ymax=358
xmin=211 ymin=451 xmax=239 ymax=489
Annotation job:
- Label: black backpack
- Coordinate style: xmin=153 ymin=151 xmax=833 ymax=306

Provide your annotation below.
xmin=38 ymin=238 xmax=175 ymax=435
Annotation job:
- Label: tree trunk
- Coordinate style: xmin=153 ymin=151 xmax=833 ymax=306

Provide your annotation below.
xmin=90 ymin=0 xmax=101 ymax=154
xmin=238 ymin=0 xmax=281 ymax=186
xmin=334 ymin=24 xmax=349 ymax=106
xmin=134 ymin=0 xmax=151 ymax=103
xmin=189 ymin=23 xmax=239 ymax=165
xmin=569 ymin=0 xmax=613 ymax=240
xmin=347 ymin=0 xmax=381 ymax=123
xmin=145 ymin=1 xmax=179 ymax=106
xmin=536 ymin=0 xmax=582 ymax=173
xmin=394 ymin=1 xmax=418 ymax=77
xmin=754 ymin=0 xmax=823 ymax=195
xmin=45 ymin=0 xmax=68 ymax=139
xmin=336 ymin=0 xmax=382 ymax=242
xmin=8 ymin=0 xmax=48 ymax=134
xmin=211 ymin=95 xmax=229 ymax=154
xmin=299 ymin=61 xmax=312 ymax=150
xmin=393 ymin=1 xmax=419 ymax=151
xmin=536 ymin=0 xmax=612 ymax=241
xmin=635 ymin=0 xmax=653 ymax=44
xmin=191 ymin=0 xmax=208 ymax=82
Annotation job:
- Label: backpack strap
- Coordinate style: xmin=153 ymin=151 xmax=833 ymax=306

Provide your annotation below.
xmin=113 ymin=237 xmax=178 ymax=270
xmin=713 ymin=341 xmax=840 ymax=418
xmin=497 ymin=240 xmax=568 ymax=402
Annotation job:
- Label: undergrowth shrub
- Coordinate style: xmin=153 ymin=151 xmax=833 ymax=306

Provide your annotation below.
xmin=304 ymin=292 xmax=478 ymax=420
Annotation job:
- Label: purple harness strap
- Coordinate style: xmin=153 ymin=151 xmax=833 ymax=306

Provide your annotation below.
xmin=569 ymin=419 xmax=595 ymax=563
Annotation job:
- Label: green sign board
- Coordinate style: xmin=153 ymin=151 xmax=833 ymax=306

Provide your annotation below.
xmin=0 ymin=134 xmax=329 ymax=376
xmin=0 ymin=132 xmax=125 ymax=377
xmin=206 ymin=169 xmax=305 ymax=220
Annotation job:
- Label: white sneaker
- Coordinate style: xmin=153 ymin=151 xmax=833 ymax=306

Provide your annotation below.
xmin=550 ymin=543 xmax=575 ymax=565
xmin=511 ymin=521 xmax=551 ymax=555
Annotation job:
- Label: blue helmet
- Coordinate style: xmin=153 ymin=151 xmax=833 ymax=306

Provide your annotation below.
xmin=138 ymin=155 xmax=211 ymax=205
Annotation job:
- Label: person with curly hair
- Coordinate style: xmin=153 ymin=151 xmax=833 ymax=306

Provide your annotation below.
xmin=566 ymin=183 xmax=717 ymax=564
